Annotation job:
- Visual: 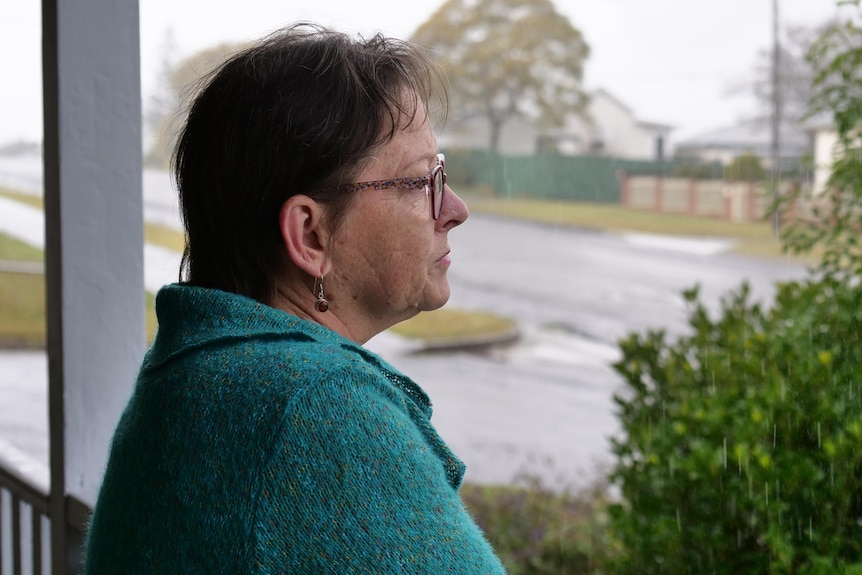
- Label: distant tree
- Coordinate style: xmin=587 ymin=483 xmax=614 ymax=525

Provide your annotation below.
xmin=144 ymin=41 xmax=242 ymax=167
xmin=724 ymin=153 xmax=766 ymax=182
xmin=728 ymin=24 xmax=822 ymax=126
xmin=143 ymin=29 xmax=180 ymax=167
xmin=411 ymin=0 xmax=590 ymax=153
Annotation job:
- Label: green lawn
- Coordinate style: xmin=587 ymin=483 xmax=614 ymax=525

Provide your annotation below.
xmin=0 ymin=230 xmax=42 ymax=261
xmin=0 ymin=230 xmax=158 ymax=348
xmin=464 ymin=195 xmax=819 ymax=263
xmin=390 ymin=307 xmax=515 ymax=342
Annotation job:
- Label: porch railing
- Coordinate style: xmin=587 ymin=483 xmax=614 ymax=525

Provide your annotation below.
xmin=0 ymin=448 xmax=89 ymax=575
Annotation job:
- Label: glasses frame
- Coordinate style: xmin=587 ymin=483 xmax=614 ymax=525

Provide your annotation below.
xmin=339 ymin=153 xmax=446 ymax=220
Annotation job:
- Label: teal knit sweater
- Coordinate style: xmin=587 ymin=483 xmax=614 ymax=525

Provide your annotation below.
xmin=83 ymin=284 xmax=506 ymax=574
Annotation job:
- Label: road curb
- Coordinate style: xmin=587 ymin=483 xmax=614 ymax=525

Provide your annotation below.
xmin=412 ymin=326 xmax=521 ymax=353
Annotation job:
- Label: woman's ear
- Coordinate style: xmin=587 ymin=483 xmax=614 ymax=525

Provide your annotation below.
xmin=278 ymin=195 xmax=330 ymax=277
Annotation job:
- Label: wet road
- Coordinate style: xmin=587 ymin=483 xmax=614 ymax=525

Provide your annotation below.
xmin=0 ymin=157 xmax=807 ymax=486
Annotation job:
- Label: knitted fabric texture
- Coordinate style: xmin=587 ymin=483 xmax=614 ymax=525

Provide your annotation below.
xmin=83 ymin=284 xmax=506 ymax=574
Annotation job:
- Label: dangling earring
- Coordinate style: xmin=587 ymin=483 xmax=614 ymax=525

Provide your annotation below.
xmin=313 ymin=277 xmax=329 ymax=313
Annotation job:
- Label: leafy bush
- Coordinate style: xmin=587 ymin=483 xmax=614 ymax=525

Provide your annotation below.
xmin=610 ymin=8 xmax=862 ymax=573
xmin=725 ymin=153 xmax=766 ymax=182
xmin=779 ymin=16 xmax=862 ymax=279
xmin=462 ymin=477 xmax=616 ymax=574
xmin=671 ymin=162 xmax=723 ymax=180
xmin=609 ymin=278 xmax=862 ymax=574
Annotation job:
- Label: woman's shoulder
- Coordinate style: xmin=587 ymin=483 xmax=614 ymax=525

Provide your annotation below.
xmin=145 ymin=284 xmax=358 ymax=367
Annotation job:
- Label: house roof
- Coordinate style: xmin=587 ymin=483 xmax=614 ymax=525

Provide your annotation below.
xmin=800 ymin=112 xmax=833 ymax=131
xmin=676 ymin=119 xmax=811 ymax=156
xmin=591 ymin=88 xmax=674 ymax=132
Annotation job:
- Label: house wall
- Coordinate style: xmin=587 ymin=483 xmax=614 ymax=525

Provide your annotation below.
xmin=587 ymin=95 xmax=656 ymax=160
xmin=813 ymin=127 xmax=837 ymax=195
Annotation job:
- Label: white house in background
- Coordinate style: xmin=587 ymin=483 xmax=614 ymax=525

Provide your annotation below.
xmin=674 ymin=119 xmax=812 ymax=171
xmin=439 ymin=88 xmax=673 ymax=160
xmin=803 ymin=113 xmax=837 ymax=195
xmin=560 ymin=88 xmax=673 ymax=160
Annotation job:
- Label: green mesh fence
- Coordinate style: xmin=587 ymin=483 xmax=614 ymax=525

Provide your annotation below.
xmin=443 ymin=149 xmax=718 ymax=203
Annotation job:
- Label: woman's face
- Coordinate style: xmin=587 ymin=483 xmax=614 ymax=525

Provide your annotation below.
xmin=327 ymin=102 xmax=469 ymax=337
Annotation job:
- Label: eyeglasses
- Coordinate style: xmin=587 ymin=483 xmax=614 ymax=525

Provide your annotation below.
xmin=339 ymin=153 xmax=446 ymax=220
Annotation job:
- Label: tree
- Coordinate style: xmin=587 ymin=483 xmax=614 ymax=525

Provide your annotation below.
xmin=728 ymin=24 xmax=821 ymax=127
xmin=411 ymin=0 xmax=589 ymax=153
xmin=144 ymin=41 xmax=242 ymax=167
xmin=781 ymin=3 xmax=862 ymax=277
xmin=143 ymin=29 xmax=180 ymax=166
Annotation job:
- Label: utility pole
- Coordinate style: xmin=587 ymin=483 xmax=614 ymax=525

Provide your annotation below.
xmin=771 ymin=0 xmax=782 ymax=236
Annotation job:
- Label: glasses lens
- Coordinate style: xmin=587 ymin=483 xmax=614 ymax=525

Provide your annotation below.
xmin=433 ymin=169 xmax=444 ymax=219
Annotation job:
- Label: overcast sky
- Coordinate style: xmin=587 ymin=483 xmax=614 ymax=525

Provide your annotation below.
xmin=0 ymin=0 xmax=845 ymax=148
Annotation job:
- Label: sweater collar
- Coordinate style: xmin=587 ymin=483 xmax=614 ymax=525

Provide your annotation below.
xmin=145 ymin=284 xmax=432 ymax=413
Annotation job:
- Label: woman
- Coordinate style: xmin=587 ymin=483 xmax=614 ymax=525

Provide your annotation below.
xmin=83 ymin=23 xmax=507 ymax=574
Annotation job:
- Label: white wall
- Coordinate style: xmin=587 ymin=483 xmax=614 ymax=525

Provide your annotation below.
xmin=813 ymin=127 xmax=838 ymax=195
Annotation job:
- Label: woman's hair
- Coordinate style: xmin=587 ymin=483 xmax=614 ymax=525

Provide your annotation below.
xmin=173 ymin=23 xmax=448 ymax=303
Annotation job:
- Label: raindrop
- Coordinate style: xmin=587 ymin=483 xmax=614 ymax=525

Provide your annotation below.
xmin=676 ymin=508 xmax=681 ymax=532
xmin=723 ymin=438 xmax=727 ymax=469
xmin=809 ymin=517 xmax=813 ymax=541
xmin=765 ymin=482 xmax=769 ymax=506
xmin=818 ymin=422 xmax=822 ymax=448
xmin=773 ymin=424 xmax=777 ymax=448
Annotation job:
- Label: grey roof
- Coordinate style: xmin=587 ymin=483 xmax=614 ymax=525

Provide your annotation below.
xmin=676 ymin=119 xmax=811 ymax=157
xmin=800 ymin=112 xmax=833 ymax=131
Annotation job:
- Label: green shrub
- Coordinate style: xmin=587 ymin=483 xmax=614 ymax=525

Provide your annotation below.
xmin=671 ymin=162 xmax=723 ymax=180
xmin=725 ymin=153 xmax=766 ymax=182
xmin=608 ymin=278 xmax=862 ymax=574
xmin=462 ymin=477 xmax=616 ymax=574
xmin=611 ymin=9 xmax=862 ymax=573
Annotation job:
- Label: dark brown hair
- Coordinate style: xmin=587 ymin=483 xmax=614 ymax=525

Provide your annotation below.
xmin=173 ymin=23 xmax=447 ymax=302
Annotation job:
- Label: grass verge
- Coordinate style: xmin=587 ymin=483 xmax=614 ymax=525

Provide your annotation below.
xmin=0 ymin=230 xmax=159 ymax=348
xmin=390 ymin=307 xmax=516 ymax=343
xmin=0 ymin=272 xmax=46 ymax=348
xmin=464 ymin=195 xmax=820 ymax=263
xmin=0 ymin=186 xmax=42 ymax=209
xmin=0 ymin=230 xmax=43 ymax=261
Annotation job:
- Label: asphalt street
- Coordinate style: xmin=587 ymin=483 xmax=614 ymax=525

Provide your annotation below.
xmin=0 ymin=158 xmax=807 ymax=487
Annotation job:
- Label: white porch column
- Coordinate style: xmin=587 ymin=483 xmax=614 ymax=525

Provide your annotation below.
xmin=42 ymin=0 xmax=144 ymax=572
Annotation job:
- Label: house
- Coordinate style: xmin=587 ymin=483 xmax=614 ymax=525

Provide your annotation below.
xmin=439 ymin=88 xmax=672 ymax=160
xmin=802 ymin=113 xmax=836 ymax=195
xmin=674 ymin=119 xmax=812 ymax=171
xmin=560 ymin=88 xmax=673 ymax=161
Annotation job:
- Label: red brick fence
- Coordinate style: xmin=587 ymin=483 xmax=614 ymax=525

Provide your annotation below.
xmin=620 ymin=175 xmax=803 ymax=222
